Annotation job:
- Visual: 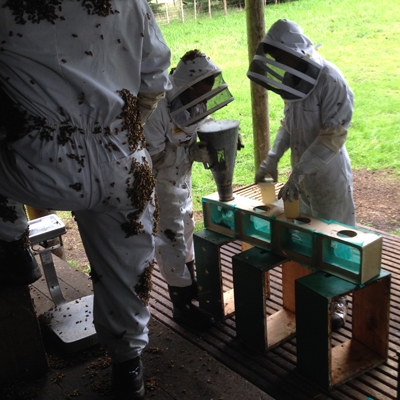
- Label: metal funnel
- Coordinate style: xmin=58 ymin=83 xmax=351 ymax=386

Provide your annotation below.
xmin=198 ymin=119 xmax=240 ymax=202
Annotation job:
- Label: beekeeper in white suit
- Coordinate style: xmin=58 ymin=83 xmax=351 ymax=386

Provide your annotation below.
xmin=249 ymin=19 xmax=355 ymax=330
xmin=0 ymin=1 xmax=170 ymax=398
xmin=144 ymin=49 xmax=234 ymax=330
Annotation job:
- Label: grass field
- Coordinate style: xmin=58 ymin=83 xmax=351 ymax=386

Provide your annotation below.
xmin=158 ymin=0 xmax=400 ymax=220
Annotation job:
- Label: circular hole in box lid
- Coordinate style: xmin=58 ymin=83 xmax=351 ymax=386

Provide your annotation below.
xmin=293 ymin=217 xmax=311 ymax=224
xmin=253 ymin=206 xmax=271 ymax=213
xmin=337 ymin=230 xmax=358 ymax=238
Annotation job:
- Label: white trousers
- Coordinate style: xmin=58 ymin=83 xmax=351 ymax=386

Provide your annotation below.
xmin=153 ymin=158 xmax=195 ymax=287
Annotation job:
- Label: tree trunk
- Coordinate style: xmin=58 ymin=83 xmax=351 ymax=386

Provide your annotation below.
xmin=245 ymin=0 xmax=270 ymax=170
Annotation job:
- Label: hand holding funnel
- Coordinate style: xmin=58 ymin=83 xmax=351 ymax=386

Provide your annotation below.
xmin=197 ymin=119 xmax=241 ymax=202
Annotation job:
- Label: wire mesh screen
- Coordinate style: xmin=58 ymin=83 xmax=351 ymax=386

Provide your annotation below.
xmin=148 ymin=0 xmax=245 ymax=25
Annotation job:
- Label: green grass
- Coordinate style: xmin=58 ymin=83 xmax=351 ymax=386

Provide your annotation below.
xmin=158 ymin=0 xmax=400 ymax=212
xmin=389 ymin=228 xmax=400 ymax=237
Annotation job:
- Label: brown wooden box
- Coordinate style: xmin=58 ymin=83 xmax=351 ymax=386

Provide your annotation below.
xmin=295 ymin=269 xmax=390 ymax=390
xmin=232 ymin=248 xmax=312 ymax=352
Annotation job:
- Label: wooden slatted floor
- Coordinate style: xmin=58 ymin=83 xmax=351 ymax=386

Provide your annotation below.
xmin=149 ymin=183 xmax=400 ymax=400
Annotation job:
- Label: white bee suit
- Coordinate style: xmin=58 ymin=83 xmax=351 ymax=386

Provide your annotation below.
xmin=249 ymin=19 xmax=356 ymax=225
xmin=0 ymin=0 xmax=170 ymax=363
xmin=144 ymin=52 xmax=230 ymax=287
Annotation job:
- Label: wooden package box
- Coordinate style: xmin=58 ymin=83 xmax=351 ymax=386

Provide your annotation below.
xmin=316 ymin=223 xmax=382 ymax=284
xmin=232 ymin=247 xmax=312 ymax=352
xmin=202 ymin=192 xmax=261 ymax=239
xmin=235 ymin=202 xmax=284 ymax=251
xmin=295 ymin=269 xmax=390 ymax=390
xmin=272 ymin=213 xmax=325 ymax=267
xmin=193 ymin=228 xmax=235 ymax=320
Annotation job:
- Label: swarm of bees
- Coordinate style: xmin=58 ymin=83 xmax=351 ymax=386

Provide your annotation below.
xmin=134 ymin=259 xmax=155 ymax=306
xmin=152 ymin=193 xmax=160 ymax=236
xmin=180 ymin=49 xmax=206 ymax=64
xmin=121 ymin=210 xmax=144 ymax=238
xmin=0 ymin=194 xmax=18 ymax=223
xmin=0 ymin=227 xmax=30 ymax=256
xmin=117 ymin=88 xmax=146 ymax=153
xmin=4 ymin=0 xmax=116 ymax=25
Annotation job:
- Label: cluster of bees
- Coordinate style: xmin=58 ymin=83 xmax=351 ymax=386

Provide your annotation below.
xmin=134 ymin=259 xmax=155 ymax=307
xmin=3 ymin=0 xmax=116 ymax=25
xmin=180 ymin=48 xmax=206 ymax=64
xmin=0 ymin=227 xmax=30 ymax=256
xmin=0 ymin=194 xmax=18 ymax=223
xmin=117 ymin=88 xmax=147 ymax=153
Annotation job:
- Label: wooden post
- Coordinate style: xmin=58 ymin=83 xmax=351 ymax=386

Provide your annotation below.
xmin=194 ymin=0 xmax=197 ymax=20
xmin=208 ymin=0 xmax=211 ymax=18
xmin=245 ymin=0 xmax=270 ymax=170
xmin=180 ymin=0 xmax=184 ymax=23
xmin=224 ymin=0 xmax=227 ymax=15
xmin=26 ymin=206 xmax=66 ymax=261
xmin=165 ymin=1 xmax=170 ymax=24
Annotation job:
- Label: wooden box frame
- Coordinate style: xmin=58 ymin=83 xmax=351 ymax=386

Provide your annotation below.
xmin=193 ymin=229 xmax=236 ymax=320
xmin=295 ymin=269 xmax=390 ymax=390
xmin=232 ymin=248 xmax=312 ymax=352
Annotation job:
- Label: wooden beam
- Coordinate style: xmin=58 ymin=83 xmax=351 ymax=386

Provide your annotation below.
xmin=245 ymin=0 xmax=270 ymax=170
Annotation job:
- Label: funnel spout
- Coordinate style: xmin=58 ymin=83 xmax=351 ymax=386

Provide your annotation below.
xmin=197 ymin=120 xmax=240 ymax=202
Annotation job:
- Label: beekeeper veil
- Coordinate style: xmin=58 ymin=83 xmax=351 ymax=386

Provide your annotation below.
xmin=247 ymin=19 xmax=323 ymax=102
xmin=167 ymin=50 xmax=234 ymax=134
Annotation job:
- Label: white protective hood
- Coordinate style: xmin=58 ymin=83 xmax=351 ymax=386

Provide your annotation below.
xmin=167 ymin=50 xmax=234 ymax=134
xmin=247 ymin=19 xmax=323 ymax=102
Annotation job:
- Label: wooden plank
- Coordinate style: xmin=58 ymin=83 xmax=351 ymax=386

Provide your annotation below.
xmin=353 ymin=274 xmax=390 ymax=358
xmin=331 ymin=340 xmax=387 ymax=388
xmin=266 ymin=309 xmax=296 ymax=348
xmin=223 ymin=288 xmax=235 ymax=316
xmin=282 ymin=261 xmax=313 ymax=313
xmin=241 ymin=241 xmax=254 ymax=251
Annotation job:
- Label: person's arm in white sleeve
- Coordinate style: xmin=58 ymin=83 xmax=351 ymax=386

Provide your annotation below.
xmin=279 ymin=73 xmax=354 ymax=201
xmin=138 ymin=4 xmax=172 ymax=123
xmin=255 ymin=119 xmax=290 ymax=183
xmin=144 ymin=104 xmax=191 ymax=170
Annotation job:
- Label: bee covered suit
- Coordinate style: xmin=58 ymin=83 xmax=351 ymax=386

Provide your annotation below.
xmin=144 ymin=50 xmax=234 ymax=287
xmin=0 ymin=0 xmax=171 ymax=365
xmin=248 ymin=19 xmax=356 ymax=225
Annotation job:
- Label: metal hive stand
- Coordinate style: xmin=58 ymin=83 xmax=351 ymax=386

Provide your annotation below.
xmin=29 ymin=214 xmax=98 ymax=352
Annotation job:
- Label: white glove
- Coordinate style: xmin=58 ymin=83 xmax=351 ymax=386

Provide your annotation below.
xmin=188 ymin=141 xmax=210 ymax=164
xmin=138 ymin=91 xmax=166 ymax=124
xmin=278 ymin=171 xmax=302 ymax=202
xmin=255 ymin=156 xmax=278 ymax=183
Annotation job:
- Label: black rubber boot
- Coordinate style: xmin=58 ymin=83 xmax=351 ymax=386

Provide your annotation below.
xmin=168 ymin=284 xmax=215 ymax=330
xmin=331 ymin=297 xmax=349 ymax=331
xmin=0 ymin=237 xmax=42 ymax=286
xmin=112 ymin=356 xmax=145 ymax=400
xmin=186 ymin=260 xmax=198 ymax=300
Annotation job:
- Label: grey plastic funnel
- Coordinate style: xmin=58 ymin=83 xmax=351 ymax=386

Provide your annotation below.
xmin=197 ymin=119 xmax=240 ymax=202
